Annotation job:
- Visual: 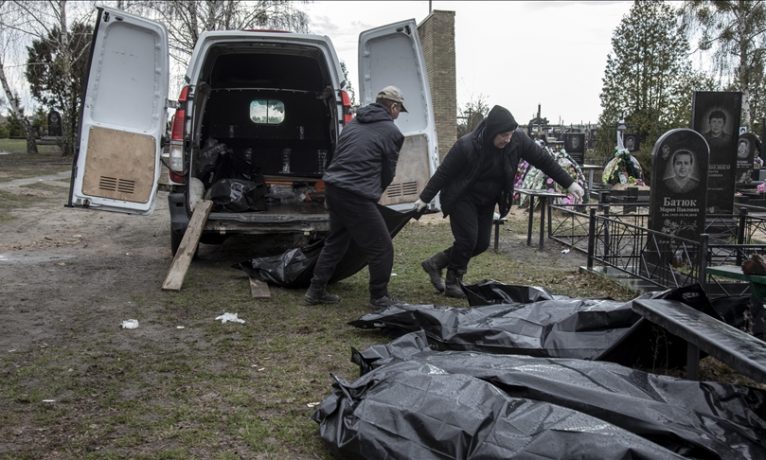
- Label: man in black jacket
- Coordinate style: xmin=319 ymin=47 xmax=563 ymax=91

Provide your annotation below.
xmin=304 ymin=86 xmax=406 ymax=308
xmin=414 ymin=105 xmax=584 ymax=298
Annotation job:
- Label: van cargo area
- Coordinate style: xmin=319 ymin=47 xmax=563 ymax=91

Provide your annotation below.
xmin=71 ymin=9 xmax=436 ymax=256
xmin=184 ymin=46 xmax=340 ymax=238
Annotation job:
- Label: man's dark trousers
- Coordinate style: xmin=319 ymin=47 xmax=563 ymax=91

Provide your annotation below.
xmin=311 ymin=183 xmax=393 ymax=298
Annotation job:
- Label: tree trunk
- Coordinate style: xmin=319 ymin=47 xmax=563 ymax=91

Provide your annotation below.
xmin=25 ymin=125 xmax=39 ymax=154
xmin=0 ymin=54 xmax=38 ymax=154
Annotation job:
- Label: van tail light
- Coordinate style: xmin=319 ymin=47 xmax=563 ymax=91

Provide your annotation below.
xmin=340 ymin=90 xmax=353 ymax=125
xmin=168 ymin=85 xmax=189 ymax=184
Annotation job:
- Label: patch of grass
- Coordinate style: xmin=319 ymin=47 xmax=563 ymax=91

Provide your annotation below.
xmin=0 ymin=150 xmax=70 ymax=181
xmin=0 ymin=138 xmax=63 ymax=155
xmin=0 ymin=209 xmax=663 ymax=459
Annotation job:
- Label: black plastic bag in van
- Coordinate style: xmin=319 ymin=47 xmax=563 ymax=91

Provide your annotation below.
xmin=237 ymin=206 xmax=417 ymax=287
xmin=204 ymin=178 xmax=266 ymax=212
xmin=313 ymin=330 xmax=766 ymax=460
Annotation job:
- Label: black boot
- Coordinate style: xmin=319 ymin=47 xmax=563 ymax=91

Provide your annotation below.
xmin=304 ymin=283 xmax=340 ymax=305
xmin=421 ymin=250 xmax=449 ymax=292
xmin=444 ymin=269 xmax=466 ymax=298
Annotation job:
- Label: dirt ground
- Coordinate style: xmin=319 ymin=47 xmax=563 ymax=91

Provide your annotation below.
xmin=0 ymin=168 xmax=593 ymax=358
xmin=3 ymin=156 xmax=612 ymax=458
xmin=6 ymin=151 xmax=766 ymax=459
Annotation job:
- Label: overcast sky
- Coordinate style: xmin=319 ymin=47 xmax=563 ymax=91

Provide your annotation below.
xmin=302 ymin=1 xmax=633 ymax=125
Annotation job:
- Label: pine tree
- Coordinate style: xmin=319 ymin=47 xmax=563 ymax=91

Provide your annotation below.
xmin=25 ymin=21 xmax=92 ymax=156
xmin=597 ymin=1 xmax=699 ymax=160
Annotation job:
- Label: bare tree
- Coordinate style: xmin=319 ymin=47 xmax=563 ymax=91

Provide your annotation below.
xmin=128 ymin=1 xmax=309 ymax=65
xmin=0 ymin=0 xmax=95 ymax=155
xmin=457 ymin=95 xmax=489 ymax=138
xmin=0 ymin=0 xmax=39 ymax=153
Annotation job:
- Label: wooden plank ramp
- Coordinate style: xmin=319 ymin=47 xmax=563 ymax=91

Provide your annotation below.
xmin=162 ymin=200 xmax=213 ymax=291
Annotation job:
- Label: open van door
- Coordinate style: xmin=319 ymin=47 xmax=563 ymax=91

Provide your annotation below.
xmin=68 ymin=7 xmax=169 ymax=215
xmin=358 ymin=19 xmax=439 ymax=210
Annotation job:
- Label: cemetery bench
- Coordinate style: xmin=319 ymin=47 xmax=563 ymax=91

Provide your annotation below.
xmin=706 ymin=265 xmax=766 ymax=339
xmin=631 ymin=298 xmax=766 ymax=383
xmin=516 ymin=189 xmax=567 ymax=251
xmin=706 ymin=264 xmax=766 ymax=299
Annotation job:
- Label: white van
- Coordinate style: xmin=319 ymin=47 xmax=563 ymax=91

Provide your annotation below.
xmin=68 ymin=7 xmax=438 ymax=254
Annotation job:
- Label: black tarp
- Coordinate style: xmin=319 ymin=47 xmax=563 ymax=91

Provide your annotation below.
xmin=350 ymin=283 xmax=717 ymax=365
xmin=236 ymin=206 xmax=418 ymax=287
xmin=313 ymin=330 xmax=766 ymax=460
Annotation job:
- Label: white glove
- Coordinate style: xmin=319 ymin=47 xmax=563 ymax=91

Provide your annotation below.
xmin=414 ymin=199 xmax=427 ymax=212
xmin=567 ymin=182 xmax=585 ymax=201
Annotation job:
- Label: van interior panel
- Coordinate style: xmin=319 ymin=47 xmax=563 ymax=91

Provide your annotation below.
xmin=82 ymin=126 xmax=155 ymax=203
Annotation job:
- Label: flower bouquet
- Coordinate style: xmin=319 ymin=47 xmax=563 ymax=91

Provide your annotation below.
xmin=517 ymin=146 xmax=587 ymax=208
xmin=602 ymin=147 xmax=644 ymax=186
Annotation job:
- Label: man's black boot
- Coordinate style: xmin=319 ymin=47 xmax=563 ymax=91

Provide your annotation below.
xmin=304 ymin=283 xmax=340 ymax=305
xmin=444 ymin=269 xmax=466 ymax=298
xmin=421 ymin=250 xmax=449 ymax=292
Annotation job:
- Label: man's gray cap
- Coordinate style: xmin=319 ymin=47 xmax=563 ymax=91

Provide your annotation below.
xmin=376 ymin=85 xmax=408 ymax=112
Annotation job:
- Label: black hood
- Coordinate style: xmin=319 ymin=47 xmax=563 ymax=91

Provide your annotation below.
xmin=485 ymin=105 xmax=518 ymax=139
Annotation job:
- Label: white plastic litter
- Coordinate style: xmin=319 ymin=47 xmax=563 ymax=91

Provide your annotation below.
xmin=121 ymin=319 xmax=139 ymax=329
xmin=215 ymin=312 xmax=245 ymax=324
xmin=561 ymin=248 xmax=570 ymax=254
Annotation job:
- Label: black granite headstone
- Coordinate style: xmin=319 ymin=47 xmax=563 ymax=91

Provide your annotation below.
xmin=648 ymin=128 xmax=709 ymax=242
xmin=47 ymin=110 xmax=62 ymax=137
xmin=564 ymin=133 xmax=585 ymax=164
xmin=624 ymin=134 xmax=640 ymax=152
xmin=691 ymin=91 xmax=742 ymax=214
xmin=588 ymin=128 xmax=598 ymax=149
xmin=736 ymin=132 xmax=759 ymax=185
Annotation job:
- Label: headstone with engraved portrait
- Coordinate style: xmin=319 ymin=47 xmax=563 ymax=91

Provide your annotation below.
xmin=644 ymin=129 xmax=708 ymax=277
xmin=588 ymin=128 xmax=598 ymax=149
xmin=736 ymin=132 xmax=759 ymax=185
xmin=691 ymin=91 xmax=742 ymax=214
xmin=47 ymin=109 xmax=62 ymax=137
xmin=648 ymin=128 xmax=708 ymax=242
xmin=624 ymin=134 xmax=640 ymax=153
xmin=564 ymin=133 xmax=585 ymax=164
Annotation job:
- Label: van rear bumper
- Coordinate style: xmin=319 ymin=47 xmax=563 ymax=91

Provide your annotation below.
xmin=169 ymin=192 xmax=329 ymax=237
xmin=205 ymin=211 xmax=330 ymax=236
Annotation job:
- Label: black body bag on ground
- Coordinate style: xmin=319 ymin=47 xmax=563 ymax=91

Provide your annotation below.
xmin=313 ymin=330 xmax=766 ymax=460
xmin=236 ymin=206 xmax=418 ymax=287
xmin=350 ymin=282 xmax=717 ymax=368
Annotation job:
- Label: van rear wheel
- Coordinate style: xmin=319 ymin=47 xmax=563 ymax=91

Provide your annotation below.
xmin=170 ymin=228 xmax=184 ymax=256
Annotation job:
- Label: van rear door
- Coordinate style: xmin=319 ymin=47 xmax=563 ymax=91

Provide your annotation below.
xmin=358 ymin=19 xmax=439 ymax=210
xmin=68 ymin=7 xmax=169 ymax=215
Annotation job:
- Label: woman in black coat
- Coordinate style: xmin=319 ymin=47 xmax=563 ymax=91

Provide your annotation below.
xmin=414 ymin=105 xmax=584 ymax=297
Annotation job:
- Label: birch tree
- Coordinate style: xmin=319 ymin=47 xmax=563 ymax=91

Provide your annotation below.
xmin=0 ymin=0 xmax=94 ymax=155
xmin=681 ymin=0 xmax=766 ymax=128
xmin=0 ymin=0 xmax=39 ymax=153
